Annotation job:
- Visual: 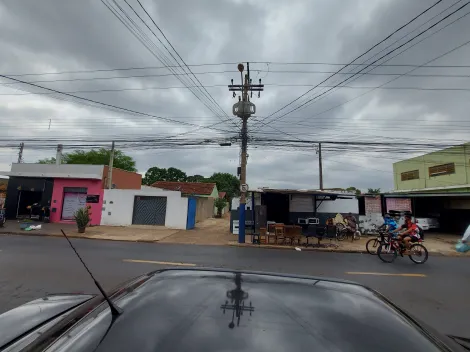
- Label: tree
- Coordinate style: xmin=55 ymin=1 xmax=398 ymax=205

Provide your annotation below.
xmin=143 ymin=167 xmax=167 ymax=185
xmin=142 ymin=166 xmax=188 ymax=185
xmin=38 ymin=157 xmax=56 ymax=164
xmin=166 ymin=167 xmax=187 ymax=182
xmin=207 ymin=172 xmax=240 ymax=200
xmin=37 ymin=148 xmax=137 ymax=172
xmin=187 ymin=174 xmax=206 ymax=182
xmin=214 ymin=197 xmax=228 ymax=218
xmin=346 ymin=186 xmax=362 ymax=195
xmin=367 ymin=188 xmax=381 ymax=194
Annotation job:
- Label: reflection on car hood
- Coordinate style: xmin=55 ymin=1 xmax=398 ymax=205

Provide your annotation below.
xmin=0 ymin=294 xmax=94 ymax=348
xmin=42 ymin=269 xmax=460 ymax=352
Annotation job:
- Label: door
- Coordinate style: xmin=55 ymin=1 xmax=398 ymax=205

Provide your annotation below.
xmin=186 ymin=197 xmax=196 ymax=230
xmin=132 ymin=196 xmax=167 ymax=225
xmin=62 ymin=193 xmax=87 ymax=220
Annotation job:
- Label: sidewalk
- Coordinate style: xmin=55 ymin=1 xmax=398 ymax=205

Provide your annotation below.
xmin=229 ymin=233 xmax=470 ymax=257
xmin=0 ymin=221 xmax=180 ymax=242
xmin=1 ymin=218 xmax=468 ymax=256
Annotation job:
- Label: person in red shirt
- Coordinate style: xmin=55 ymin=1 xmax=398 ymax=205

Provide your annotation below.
xmin=391 ymin=215 xmax=420 ymax=253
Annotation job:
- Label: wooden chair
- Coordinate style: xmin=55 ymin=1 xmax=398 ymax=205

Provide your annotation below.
xmin=274 ymin=226 xmax=285 ymax=244
xmin=291 ymin=226 xmax=303 ymax=246
xmin=259 ymin=227 xmax=267 ymax=244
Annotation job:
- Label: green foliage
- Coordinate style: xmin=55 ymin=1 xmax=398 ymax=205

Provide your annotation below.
xmin=74 ymin=206 xmax=91 ymax=229
xmin=346 ymin=186 xmax=362 ymax=195
xmin=214 ymin=197 xmax=228 ymax=217
xmin=187 ymin=174 xmax=206 ymax=182
xmin=143 ymin=167 xmax=240 ymax=200
xmin=37 ymin=149 xmax=137 ymax=172
xmin=38 ymin=157 xmax=56 ymax=164
xmin=206 ymin=172 xmax=240 ymax=199
xmin=166 ymin=167 xmax=187 ymax=182
xmin=367 ymin=188 xmax=381 ymax=194
xmin=143 ymin=166 xmax=188 ymax=185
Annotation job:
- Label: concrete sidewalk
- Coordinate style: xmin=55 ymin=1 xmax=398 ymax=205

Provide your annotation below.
xmin=1 ymin=218 xmax=468 ymax=256
xmin=229 ymin=233 xmax=469 ymax=257
xmin=0 ymin=221 xmax=180 ymax=243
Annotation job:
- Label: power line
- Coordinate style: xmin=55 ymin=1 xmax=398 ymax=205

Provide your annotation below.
xmin=4 ymin=82 xmax=470 ymax=97
xmin=102 ymin=0 xmax=238 ymax=130
xmin=6 ymin=61 xmax=470 ymax=78
xmin=254 ymin=0 xmax=446 ymax=126
xmin=0 ymin=72 xmax=235 ymax=134
xmin=3 ymin=69 xmax=470 ymax=87
xmin=254 ymin=2 xmax=470 ymax=129
xmin=101 ymin=0 xmax=233 ymax=126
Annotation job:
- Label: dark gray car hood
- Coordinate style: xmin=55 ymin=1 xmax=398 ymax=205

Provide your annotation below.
xmin=0 ymin=294 xmax=94 ymax=348
xmin=39 ymin=269 xmax=459 ymax=352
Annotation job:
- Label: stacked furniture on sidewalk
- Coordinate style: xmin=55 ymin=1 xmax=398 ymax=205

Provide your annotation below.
xmin=254 ymin=217 xmax=339 ymax=248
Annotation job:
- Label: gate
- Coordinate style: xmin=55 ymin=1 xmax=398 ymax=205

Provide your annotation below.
xmin=186 ymin=197 xmax=196 ymax=230
xmin=132 ymin=196 xmax=167 ymax=225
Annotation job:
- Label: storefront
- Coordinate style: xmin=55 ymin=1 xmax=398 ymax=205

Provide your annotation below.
xmin=51 ymin=179 xmax=103 ymax=225
xmin=4 ymin=177 xmax=54 ymax=219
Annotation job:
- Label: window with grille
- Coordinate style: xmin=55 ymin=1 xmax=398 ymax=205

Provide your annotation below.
xmin=428 ymin=163 xmax=455 ymax=177
xmin=401 ymin=170 xmax=419 ymax=181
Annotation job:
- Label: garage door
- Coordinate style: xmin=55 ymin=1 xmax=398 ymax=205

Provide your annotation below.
xmin=132 ymin=196 xmax=167 ymax=225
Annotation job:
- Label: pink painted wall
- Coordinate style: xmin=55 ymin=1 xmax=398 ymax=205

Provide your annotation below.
xmin=50 ymin=179 xmax=104 ymax=225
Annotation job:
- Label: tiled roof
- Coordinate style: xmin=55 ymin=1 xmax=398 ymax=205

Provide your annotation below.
xmin=151 ymin=181 xmax=216 ymax=196
xmin=218 ymin=192 xmax=226 ymax=199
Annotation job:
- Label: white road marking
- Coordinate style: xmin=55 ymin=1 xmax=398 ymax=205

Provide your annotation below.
xmin=346 ymin=271 xmax=426 ymax=277
xmin=123 ymin=259 xmax=196 ymax=266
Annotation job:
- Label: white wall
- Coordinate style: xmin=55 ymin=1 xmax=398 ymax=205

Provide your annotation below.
xmin=101 ymin=188 xmax=188 ymax=229
xmin=316 ymin=197 xmax=358 ymax=214
xmin=231 ymin=194 xmax=260 ymax=210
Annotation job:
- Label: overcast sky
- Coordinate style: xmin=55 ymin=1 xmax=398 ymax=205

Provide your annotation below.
xmin=1 ymin=0 xmax=470 ymax=191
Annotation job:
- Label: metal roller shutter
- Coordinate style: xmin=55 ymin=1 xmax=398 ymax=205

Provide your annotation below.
xmin=132 ymin=196 xmax=167 ymax=225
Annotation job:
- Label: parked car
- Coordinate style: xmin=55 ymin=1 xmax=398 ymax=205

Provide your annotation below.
xmin=0 ymin=268 xmax=468 ymax=351
xmin=415 ymin=217 xmax=440 ymax=231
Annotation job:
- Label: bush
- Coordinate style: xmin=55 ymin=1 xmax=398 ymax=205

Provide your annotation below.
xmin=74 ymin=206 xmax=91 ymax=231
xmin=214 ymin=198 xmax=228 ymax=217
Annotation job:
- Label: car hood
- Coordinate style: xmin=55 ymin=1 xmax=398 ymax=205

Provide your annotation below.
xmin=37 ymin=269 xmax=464 ymax=352
xmin=0 ymin=294 xmax=95 ymax=348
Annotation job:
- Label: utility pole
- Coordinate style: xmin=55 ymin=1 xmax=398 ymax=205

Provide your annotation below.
xmin=56 ymin=144 xmax=63 ymax=165
xmin=107 ymin=141 xmax=115 ymax=189
xmin=17 ymin=143 xmax=24 ymax=163
xmin=229 ymin=63 xmax=264 ymax=243
xmin=318 ymin=142 xmax=323 ymax=190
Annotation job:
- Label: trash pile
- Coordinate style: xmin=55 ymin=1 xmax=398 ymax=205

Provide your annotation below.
xmin=24 ymin=224 xmax=42 ymax=231
xmin=455 ymin=225 xmax=470 ymax=253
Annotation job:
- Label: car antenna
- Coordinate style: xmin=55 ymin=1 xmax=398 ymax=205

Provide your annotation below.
xmin=60 ymin=229 xmax=122 ymax=316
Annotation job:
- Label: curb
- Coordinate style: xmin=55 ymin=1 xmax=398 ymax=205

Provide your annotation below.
xmin=228 ymin=242 xmax=370 ymax=254
xmin=1 ymin=231 xmax=466 ymax=257
xmin=227 ymin=242 xmax=459 ymax=257
xmin=0 ymin=231 xmax=160 ymax=244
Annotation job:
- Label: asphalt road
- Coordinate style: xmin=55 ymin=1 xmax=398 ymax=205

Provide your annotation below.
xmin=0 ymin=234 xmax=468 ymax=337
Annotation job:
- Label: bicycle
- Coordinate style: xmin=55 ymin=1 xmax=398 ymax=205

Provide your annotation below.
xmin=335 ymin=222 xmax=361 ymax=241
xmin=365 ymin=230 xmax=390 ymax=255
xmin=377 ymin=235 xmax=428 ymax=264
